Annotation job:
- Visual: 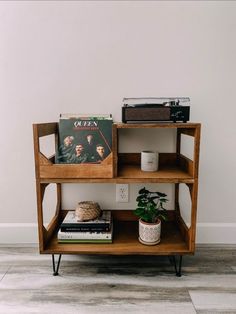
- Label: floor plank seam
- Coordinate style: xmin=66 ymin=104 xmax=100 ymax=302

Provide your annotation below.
xmin=188 ymin=290 xmax=198 ymax=314
xmin=0 ymin=266 xmax=11 ymax=283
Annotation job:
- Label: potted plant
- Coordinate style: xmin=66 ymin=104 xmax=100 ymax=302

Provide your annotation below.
xmin=134 ymin=187 xmax=168 ymax=245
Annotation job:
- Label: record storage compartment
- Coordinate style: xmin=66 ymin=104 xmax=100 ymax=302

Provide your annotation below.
xmin=33 ymin=122 xmax=116 ymax=179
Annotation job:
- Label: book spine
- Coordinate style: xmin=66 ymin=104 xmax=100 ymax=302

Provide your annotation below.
xmin=61 ymin=223 xmax=111 ymax=231
xmin=60 ymin=225 xmax=110 ymax=232
xmin=58 ymin=239 xmax=112 ymax=244
xmin=58 ymin=231 xmax=112 ymax=240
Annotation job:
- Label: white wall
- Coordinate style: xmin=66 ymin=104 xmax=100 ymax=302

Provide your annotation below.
xmin=0 ymin=1 xmax=236 ymax=243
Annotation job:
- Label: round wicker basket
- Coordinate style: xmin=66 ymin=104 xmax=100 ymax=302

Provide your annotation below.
xmin=75 ymin=201 xmax=101 ymax=221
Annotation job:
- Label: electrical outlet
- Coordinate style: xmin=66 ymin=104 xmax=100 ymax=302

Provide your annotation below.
xmin=116 ymin=184 xmax=129 ymax=202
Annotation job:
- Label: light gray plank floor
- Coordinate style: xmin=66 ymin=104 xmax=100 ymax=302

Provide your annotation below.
xmin=0 ymin=246 xmax=235 ymax=314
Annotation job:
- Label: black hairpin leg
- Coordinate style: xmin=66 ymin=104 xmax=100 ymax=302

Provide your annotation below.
xmin=52 ymin=254 xmax=62 ymax=276
xmin=169 ymin=255 xmax=183 ymax=277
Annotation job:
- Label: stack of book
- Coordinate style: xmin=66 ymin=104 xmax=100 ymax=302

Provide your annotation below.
xmin=58 ymin=210 xmax=113 ymax=244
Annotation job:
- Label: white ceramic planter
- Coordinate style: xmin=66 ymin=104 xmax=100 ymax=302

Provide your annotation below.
xmin=138 ymin=218 xmax=161 ymax=245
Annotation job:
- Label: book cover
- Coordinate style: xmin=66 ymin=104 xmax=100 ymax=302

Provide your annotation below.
xmin=61 ymin=210 xmax=112 ymax=226
xmin=55 ymin=116 xmax=113 ymax=164
xmin=60 ymin=210 xmax=112 ymax=232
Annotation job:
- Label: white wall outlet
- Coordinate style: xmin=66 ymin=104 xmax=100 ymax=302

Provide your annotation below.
xmin=116 ymin=184 xmax=129 ymax=202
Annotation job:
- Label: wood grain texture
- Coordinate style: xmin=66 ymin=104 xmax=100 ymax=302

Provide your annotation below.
xmin=42 ymin=219 xmax=189 ymax=255
xmin=40 ymin=153 xmax=114 ymax=179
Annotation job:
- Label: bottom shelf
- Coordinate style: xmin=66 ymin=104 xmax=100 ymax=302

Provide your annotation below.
xmin=42 ymin=219 xmax=190 ymax=255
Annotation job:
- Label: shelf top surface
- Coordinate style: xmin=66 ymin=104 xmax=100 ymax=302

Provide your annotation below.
xmin=115 ymin=122 xmax=201 ymax=129
xmin=42 ymin=220 xmax=190 ymax=255
xmin=39 ymin=164 xmax=195 ymax=183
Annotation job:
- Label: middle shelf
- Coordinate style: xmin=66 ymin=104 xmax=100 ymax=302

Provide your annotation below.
xmin=39 ymin=153 xmax=194 ymax=183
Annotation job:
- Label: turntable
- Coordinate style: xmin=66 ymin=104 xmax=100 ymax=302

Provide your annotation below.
xmin=122 ymin=97 xmax=190 ymax=123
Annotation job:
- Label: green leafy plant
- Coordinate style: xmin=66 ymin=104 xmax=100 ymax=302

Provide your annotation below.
xmin=134 ymin=187 xmax=168 ymax=223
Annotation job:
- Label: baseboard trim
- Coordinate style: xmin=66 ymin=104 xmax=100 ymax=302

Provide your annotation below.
xmin=0 ymin=222 xmax=236 ymax=244
xmin=196 ymin=223 xmax=236 ymax=244
xmin=0 ymin=223 xmax=38 ymax=244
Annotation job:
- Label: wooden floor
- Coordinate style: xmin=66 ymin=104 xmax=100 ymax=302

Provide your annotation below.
xmin=0 ymin=246 xmax=236 ymax=314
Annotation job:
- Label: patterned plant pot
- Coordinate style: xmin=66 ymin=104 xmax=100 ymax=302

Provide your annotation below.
xmin=138 ymin=218 xmax=161 ymax=245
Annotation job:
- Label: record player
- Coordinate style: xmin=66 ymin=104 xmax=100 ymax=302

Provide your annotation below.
xmin=122 ymin=97 xmax=190 ymax=123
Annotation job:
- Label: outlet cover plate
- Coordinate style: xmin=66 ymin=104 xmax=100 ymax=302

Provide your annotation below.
xmin=116 ymin=184 xmax=129 ymax=202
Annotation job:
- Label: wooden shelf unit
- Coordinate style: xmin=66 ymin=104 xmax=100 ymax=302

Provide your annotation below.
xmin=33 ymin=122 xmax=201 ymax=260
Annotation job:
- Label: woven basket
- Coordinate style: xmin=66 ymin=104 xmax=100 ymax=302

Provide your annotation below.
xmin=75 ymin=201 xmax=101 ymax=221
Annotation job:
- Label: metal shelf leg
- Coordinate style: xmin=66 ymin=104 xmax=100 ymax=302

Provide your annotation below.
xmin=174 ymin=255 xmax=183 ymax=277
xmin=169 ymin=255 xmax=183 ymax=277
xmin=52 ymin=254 xmax=62 ymax=276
